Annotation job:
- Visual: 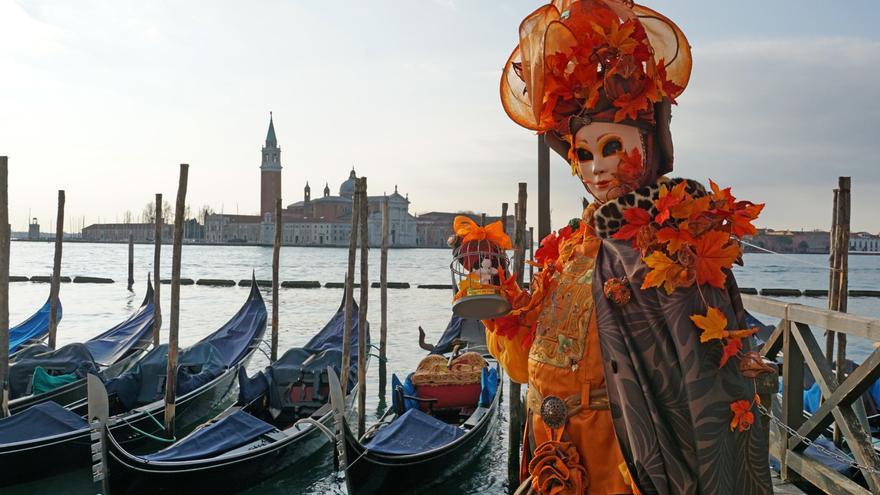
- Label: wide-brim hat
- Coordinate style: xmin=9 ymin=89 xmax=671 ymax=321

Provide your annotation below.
xmin=501 ymin=0 xmax=691 ymax=131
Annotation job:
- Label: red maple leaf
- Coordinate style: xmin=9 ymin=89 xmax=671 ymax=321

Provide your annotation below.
xmin=720 ymin=338 xmax=742 ymax=367
xmin=612 ymin=207 xmax=652 ymax=245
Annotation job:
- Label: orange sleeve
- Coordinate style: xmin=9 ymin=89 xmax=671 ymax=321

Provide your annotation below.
xmin=483 ymin=319 xmax=530 ymax=384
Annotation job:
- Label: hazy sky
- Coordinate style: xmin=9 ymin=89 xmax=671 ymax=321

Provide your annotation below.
xmin=1 ymin=0 xmax=878 ymax=233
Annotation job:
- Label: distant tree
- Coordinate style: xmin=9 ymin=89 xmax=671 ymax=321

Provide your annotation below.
xmin=123 ymin=210 xmax=133 ymax=224
xmin=142 ymin=199 xmax=173 ymax=224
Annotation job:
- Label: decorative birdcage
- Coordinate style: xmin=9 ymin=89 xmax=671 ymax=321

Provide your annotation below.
xmin=450 ymin=237 xmax=511 ymax=320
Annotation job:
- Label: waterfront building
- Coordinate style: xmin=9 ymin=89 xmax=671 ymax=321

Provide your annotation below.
xmin=82 ymin=222 xmax=174 ymax=242
xmin=745 ymin=229 xmax=880 ymax=254
xmin=415 ymin=212 xmax=519 ymax=248
xmin=203 ymin=115 xmax=419 ymax=246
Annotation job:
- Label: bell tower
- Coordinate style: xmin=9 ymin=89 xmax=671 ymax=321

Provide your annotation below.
xmin=260 ymin=112 xmax=282 ymax=216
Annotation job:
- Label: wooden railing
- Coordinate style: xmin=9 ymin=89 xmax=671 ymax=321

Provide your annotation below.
xmin=742 ymin=294 xmax=880 ymax=494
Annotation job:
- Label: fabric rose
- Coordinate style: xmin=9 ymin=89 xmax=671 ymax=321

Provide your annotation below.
xmin=528 ymin=440 xmax=588 ymax=495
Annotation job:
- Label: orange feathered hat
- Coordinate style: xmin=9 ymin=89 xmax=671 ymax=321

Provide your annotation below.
xmin=500 ymin=0 xmax=692 ymax=174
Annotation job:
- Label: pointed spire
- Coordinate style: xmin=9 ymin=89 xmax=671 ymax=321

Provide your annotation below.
xmin=265 ymin=111 xmax=277 ymax=148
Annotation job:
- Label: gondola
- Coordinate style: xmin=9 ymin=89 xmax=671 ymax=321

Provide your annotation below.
xmin=9 ymin=296 xmax=62 ymax=359
xmin=328 ymin=345 xmax=501 ymax=495
xmin=0 ymin=279 xmax=267 ymax=487
xmin=6 ymin=278 xmax=155 ymax=415
xmin=98 ymin=295 xmax=369 ymax=494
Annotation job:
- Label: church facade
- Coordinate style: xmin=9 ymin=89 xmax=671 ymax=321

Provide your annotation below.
xmin=204 ymin=115 xmax=418 ymax=247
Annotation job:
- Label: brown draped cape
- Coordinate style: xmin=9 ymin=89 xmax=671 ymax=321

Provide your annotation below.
xmin=591 ymin=238 xmax=772 ymax=495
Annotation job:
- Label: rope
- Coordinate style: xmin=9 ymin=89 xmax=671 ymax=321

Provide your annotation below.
xmin=739 ymin=239 xmax=843 ymax=273
xmin=117 ymin=411 xmax=176 ymax=444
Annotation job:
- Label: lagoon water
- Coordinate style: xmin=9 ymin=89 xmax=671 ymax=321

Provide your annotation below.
xmin=5 ymin=241 xmax=880 ymax=494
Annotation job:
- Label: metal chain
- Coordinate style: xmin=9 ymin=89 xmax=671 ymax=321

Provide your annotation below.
xmin=756 ymin=403 xmax=880 ymax=475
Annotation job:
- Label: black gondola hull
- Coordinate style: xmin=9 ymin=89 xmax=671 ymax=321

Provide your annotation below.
xmin=0 ymin=351 xmax=254 ymax=487
xmin=343 ymin=379 xmax=501 ymax=494
xmin=106 ymin=411 xmax=333 ymax=494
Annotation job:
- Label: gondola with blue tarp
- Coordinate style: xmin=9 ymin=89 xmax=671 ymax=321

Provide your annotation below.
xmin=6 ymin=278 xmax=155 ymax=415
xmin=0 ymin=279 xmax=267 ymax=487
xmin=99 ymin=292 xmax=369 ymax=494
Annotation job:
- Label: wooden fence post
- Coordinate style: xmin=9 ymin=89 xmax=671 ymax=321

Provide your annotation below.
xmin=164 ymin=164 xmax=188 ymax=434
xmin=379 ymin=195 xmax=389 ymax=397
xmin=127 ymin=233 xmax=134 ymax=291
xmin=153 ymin=193 xmax=162 ymax=348
xmin=341 ymin=180 xmax=360 ymax=395
xmin=48 ymin=190 xmax=64 ymax=350
xmin=0 ymin=157 xmax=9 ymax=417
xmin=271 ymin=198 xmax=282 ymax=362
xmin=508 ymin=183 xmax=527 ymax=493
xmin=357 ymin=177 xmax=369 ymax=438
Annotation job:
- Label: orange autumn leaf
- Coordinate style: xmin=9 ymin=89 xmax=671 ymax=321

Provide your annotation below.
xmin=729 ymin=202 xmax=765 ymax=238
xmin=693 ymin=230 xmax=740 ymax=289
xmin=730 ymin=399 xmax=755 ymax=432
xmin=654 ymin=182 xmax=686 ymax=224
xmin=687 ymin=195 xmax=711 ymax=220
xmin=641 ymin=250 xmax=675 ymax=289
xmin=690 ymin=306 xmax=729 ymax=343
xmin=720 ymin=338 xmax=742 ymax=367
xmin=656 ymin=226 xmax=694 ymax=254
xmin=615 ymin=148 xmax=644 ymax=189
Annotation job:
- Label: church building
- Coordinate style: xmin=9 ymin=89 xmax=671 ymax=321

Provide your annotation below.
xmin=204 ymin=115 xmax=418 ymax=247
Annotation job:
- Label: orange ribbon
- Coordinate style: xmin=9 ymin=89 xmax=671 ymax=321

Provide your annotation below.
xmin=453 ymin=216 xmax=512 ymax=250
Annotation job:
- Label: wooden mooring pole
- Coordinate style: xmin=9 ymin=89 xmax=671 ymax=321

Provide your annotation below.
xmin=528 ymin=226 xmax=535 ymax=284
xmin=271 ymin=198 xmax=282 ymax=362
xmin=0 ymin=157 xmax=9 ymax=418
xmin=153 ymin=193 xmax=162 ymax=348
xmin=379 ymin=195 xmax=389 ymax=397
xmin=357 ymin=177 xmax=369 ymax=438
xmin=164 ymin=164 xmax=188 ymax=435
xmin=341 ymin=179 xmax=360 ymax=395
xmin=537 ymin=135 xmax=550 ymax=241
xmin=127 ymin=233 xmax=134 ymax=291
xmin=508 ymin=183 xmax=527 ymax=493
xmin=830 ymin=177 xmax=852 ymax=446
xmin=48 ymin=190 xmax=64 ymax=350
xmin=825 ymin=188 xmax=839 ymax=363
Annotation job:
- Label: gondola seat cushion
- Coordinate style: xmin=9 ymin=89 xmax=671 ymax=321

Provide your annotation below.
xmin=8 ymin=343 xmax=99 ymax=399
xmin=364 ymin=408 xmax=465 ymax=455
xmin=105 ymin=343 xmax=226 ymax=410
xmin=31 ymin=366 xmax=78 ymax=396
xmin=411 ymin=353 xmax=487 ymax=411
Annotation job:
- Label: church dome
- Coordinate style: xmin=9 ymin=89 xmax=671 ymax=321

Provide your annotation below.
xmin=339 ymin=169 xmax=357 ymax=198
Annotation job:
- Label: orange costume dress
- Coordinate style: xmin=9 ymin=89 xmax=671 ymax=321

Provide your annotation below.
xmin=485 ymin=212 xmax=633 ymax=495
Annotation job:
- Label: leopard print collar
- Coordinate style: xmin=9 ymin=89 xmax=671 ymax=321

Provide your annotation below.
xmin=591 ymin=177 xmax=708 ymax=239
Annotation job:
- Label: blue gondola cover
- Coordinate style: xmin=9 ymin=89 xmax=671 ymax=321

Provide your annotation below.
xmin=143 ymin=410 xmax=275 ymax=462
xmin=9 ymin=299 xmax=62 ymax=354
xmin=83 ymin=301 xmax=153 ymax=366
xmin=0 ymin=401 xmax=87 ymax=444
xmin=364 ymin=408 xmax=465 ymax=455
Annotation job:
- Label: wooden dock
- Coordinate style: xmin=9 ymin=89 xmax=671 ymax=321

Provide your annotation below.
xmin=773 ymin=471 xmax=807 ymax=494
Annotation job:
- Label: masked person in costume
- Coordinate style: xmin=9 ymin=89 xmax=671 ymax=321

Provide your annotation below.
xmin=484 ymin=1 xmax=774 ymax=493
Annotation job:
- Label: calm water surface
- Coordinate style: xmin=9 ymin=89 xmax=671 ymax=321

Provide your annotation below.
xmin=5 ymin=242 xmax=880 ymax=494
